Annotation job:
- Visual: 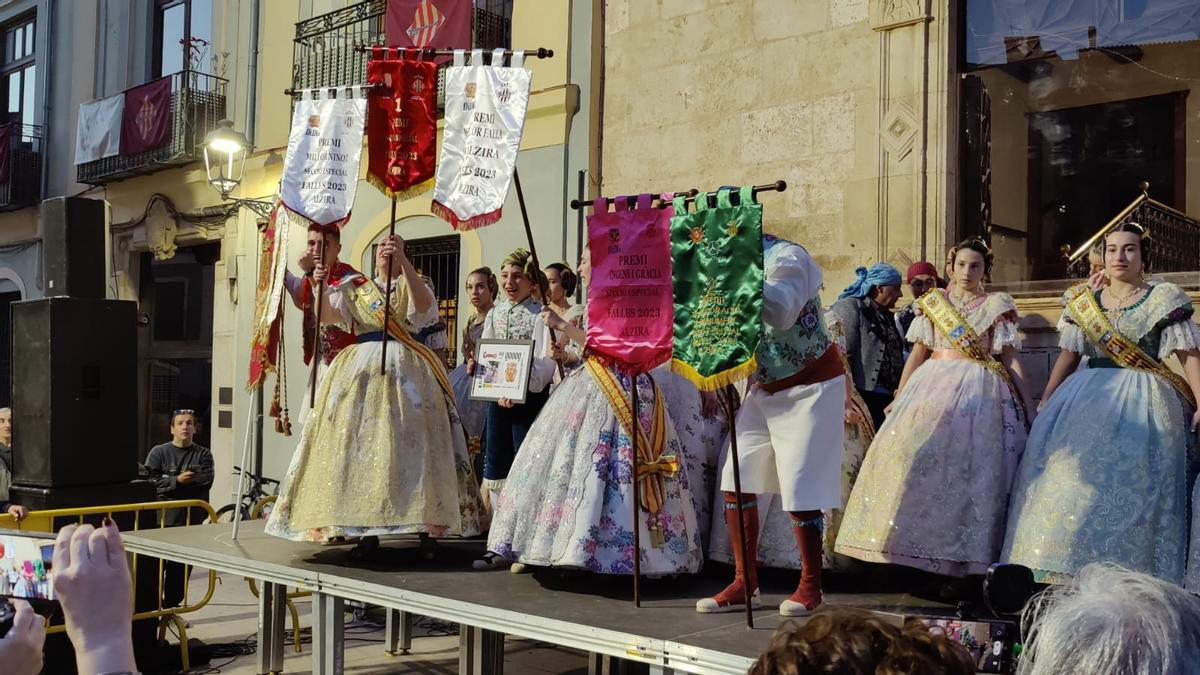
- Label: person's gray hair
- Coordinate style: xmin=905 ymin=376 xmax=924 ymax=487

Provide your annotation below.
xmin=1018 ymin=563 xmax=1200 ymax=675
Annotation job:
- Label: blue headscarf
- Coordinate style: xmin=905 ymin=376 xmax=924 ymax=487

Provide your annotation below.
xmin=838 ymin=263 xmax=902 ymax=300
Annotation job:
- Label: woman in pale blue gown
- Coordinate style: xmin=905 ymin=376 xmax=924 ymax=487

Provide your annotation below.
xmin=1002 ymin=224 xmax=1200 ymax=585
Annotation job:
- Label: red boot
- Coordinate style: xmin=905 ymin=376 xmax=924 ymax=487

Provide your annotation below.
xmin=696 ymin=494 xmax=762 ymax=613
xmin=780 ymin=511 xmax=823 ymax=616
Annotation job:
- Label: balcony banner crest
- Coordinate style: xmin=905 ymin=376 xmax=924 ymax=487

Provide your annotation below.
xmin=431 ymin=49 xmax=531 ymax=231
xmin=280 ymin=87 xmax=368 ymax=230
xmin=385 ymin=0 xmax=471 ymax=65
xmin=122 ymin=76 xmax=172 ymax=155
xmin=366 ymin=48 xmax=438 ymax=202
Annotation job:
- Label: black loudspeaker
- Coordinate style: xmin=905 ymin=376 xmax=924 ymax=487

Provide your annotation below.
xmin=11 ymin=297 xmax=137 ymax=487
xmin=41 ymin=196 xmax=106 ymax=299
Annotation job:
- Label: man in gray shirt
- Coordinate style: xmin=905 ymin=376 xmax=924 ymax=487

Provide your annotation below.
xmin=145 ymin=409 xmax=214 ymax=519
xmin=144 ymin=409 xmax=214 ymax=606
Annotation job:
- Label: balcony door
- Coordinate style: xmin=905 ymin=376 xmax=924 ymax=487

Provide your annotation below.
xmin=154 ymin=0 xmax=212 ymax=77
xmin=1 ymin=14 xmax=35 ymax=130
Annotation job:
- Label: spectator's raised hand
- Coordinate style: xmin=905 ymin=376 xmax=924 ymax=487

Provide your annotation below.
xmin=52 ymin=521 xmax=137 ymax=675
xmin=0 ymin=600 xmax=45 ymax=675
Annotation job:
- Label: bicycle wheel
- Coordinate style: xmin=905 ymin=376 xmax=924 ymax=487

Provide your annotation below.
xmin=251 ymin=496 xmax=277 ymax=520
xmin=214 ymin=503 xmax=249 ymax=524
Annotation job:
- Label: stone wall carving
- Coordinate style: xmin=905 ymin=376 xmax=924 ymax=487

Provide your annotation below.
xmin=871 ymin=0 xmax=928 ymax=31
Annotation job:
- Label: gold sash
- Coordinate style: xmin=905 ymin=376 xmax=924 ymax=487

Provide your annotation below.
xmin=1065 ymin=284 xmax=1196 ymax=407
xmin=351 ymin=278 xmax=456 ymax=403
xmin=918 ymin=291 xmax=1028 ymax=423
xmin=584 ymin=357 xmax=678 ymax=548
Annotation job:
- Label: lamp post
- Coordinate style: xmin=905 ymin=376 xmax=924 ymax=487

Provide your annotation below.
xmin=202 ymin=119 xmax=274 ymax=218
xmin=202 ymin=118 xmax=272 ymax=539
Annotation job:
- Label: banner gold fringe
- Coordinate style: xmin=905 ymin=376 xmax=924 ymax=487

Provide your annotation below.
xmin=366 ymin=173 xmax=435 ymax=203
xmin=669 ymin=356 xmax=758 ymax=393
xmin=583 ymin=347 xmax=673 ymax=376
xmin=431 ymin=200 xmax=503 ymax=231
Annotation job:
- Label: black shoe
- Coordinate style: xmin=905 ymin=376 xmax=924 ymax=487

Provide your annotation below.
xmin=348 ymin=536 xmax=380 ymax=560
xmin=419 ymin=533 xmax=439 ymax=561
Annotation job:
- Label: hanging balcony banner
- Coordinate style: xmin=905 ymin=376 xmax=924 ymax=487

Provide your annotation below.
xmin=669 ymin=186 xmax=764 ymax=391
xmin=121 ymin=76 xmax=172 ymax=155
xmin=279 ymin=87 xmax=368 ymax=229
xmin=74 ymin=93 xmax=124 ymax=164
xmin=431 ymin=49 xmax=531 ymax=230
xmin=586 ymin=194 xmax=675 ymax=374
xmin=385 ymin=0 xmax=471 ymax=64
xmin=366 ymin=48 xmax=438 ymax=201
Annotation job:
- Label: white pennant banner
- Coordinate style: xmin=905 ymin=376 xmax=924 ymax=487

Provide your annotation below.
xmin=432 ymin=49 xmax=531 ymax=230
xmin=280 ymin=87 xmax=367 ymax=228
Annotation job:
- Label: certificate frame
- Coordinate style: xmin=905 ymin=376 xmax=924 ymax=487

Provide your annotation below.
xmin=469 ymin=338 xmax=535 ymax=403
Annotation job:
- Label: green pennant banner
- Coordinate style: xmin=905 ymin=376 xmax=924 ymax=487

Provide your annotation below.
xmin=669 ymin=186 xmax=764 ymax=391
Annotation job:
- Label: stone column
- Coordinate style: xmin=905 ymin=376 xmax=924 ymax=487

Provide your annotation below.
xmin=871 ymin=0 xmax=955 ymax=265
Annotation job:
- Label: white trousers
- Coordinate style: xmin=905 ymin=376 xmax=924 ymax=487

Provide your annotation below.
xmin=718 ymin=376 xmax=845 ymax=512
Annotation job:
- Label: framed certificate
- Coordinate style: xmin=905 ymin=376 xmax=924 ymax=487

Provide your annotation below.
xmin=469 ymin=339 xmax=535 ymax=403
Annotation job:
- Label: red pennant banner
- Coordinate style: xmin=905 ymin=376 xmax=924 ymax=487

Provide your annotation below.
xmin=122 ymin=76 xmax=172 ymax=155
xmin=366 ymin=48 xmax=438 ymax=201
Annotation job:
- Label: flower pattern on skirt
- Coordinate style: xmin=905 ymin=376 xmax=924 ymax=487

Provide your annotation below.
xmin=486 ymin=366 xmax=703 ymax=575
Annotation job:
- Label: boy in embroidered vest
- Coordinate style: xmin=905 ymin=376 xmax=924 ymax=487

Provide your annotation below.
xmin=472 ymin=248 xmax=556 ymax=569
xmin=697 ymin=236 xmax=849 ymax=617
xmin=283 ymin=225 xmax=357 ymax=368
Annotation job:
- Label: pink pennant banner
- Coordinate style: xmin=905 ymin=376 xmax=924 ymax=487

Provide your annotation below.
xmin=586 ymin=194 xmax=675 ymax=374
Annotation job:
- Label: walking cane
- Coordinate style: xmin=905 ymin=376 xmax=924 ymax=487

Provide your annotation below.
xmin=722 ymin=384 xmax=754 ymax=629
xmin=631 ymin=374 xmax=642 ymax=608
xmin=308 ymin=238 xmax=325 ymax=408
xmin=380 ymin=196 xmax=398 ymax=375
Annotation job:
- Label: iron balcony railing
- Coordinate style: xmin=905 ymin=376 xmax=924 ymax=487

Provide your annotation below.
xmin=0 ymin=123 xmax=42 ymax=211
xmin=76 ymin=70 xmax=228 ymax=185
xmin=292 ymin=0 xmax=512 ymax=106
xmin=1063 ymin=184 xmax=1200 ymax=278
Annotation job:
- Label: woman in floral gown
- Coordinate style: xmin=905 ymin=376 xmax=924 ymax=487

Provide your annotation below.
xmin=836 ymin=238 xmax=1031 ymax=576
xmin=1004 ymin=223 xmax=1200 ymax=585
xmin=484 ymin=249 xmax=703 ymax=575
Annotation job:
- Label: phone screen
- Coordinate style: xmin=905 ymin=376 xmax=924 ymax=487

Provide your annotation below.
xmin=0 ymin=532 xmax=56 ymax=603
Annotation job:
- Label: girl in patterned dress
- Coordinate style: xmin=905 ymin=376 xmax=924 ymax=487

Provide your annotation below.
xmin=483 ymin=247 xmax=703 ymax=575
xmin=836 ymin=238 xmax=1031 ymax=576
xmin=1003 ymin=224 xmax=1200 ymax=586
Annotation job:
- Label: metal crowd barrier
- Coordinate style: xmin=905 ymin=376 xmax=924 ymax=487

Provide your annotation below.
xmin=245 ymin=495 xmax=308 ymax=652
xmin=0 ymin=499 xmax=219 ymax=672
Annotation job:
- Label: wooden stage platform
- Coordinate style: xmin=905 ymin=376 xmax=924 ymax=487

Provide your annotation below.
xmin=123 ymin=521 xmax=954 ymax=674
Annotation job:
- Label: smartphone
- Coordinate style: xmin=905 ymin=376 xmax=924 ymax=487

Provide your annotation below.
xmin=0 ymin=529 xmax=58 ymax=615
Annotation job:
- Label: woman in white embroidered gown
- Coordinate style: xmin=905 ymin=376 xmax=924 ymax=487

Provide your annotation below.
xmin=836 ymin=238 xmax=1031 ymax=576
xmin=266 ymin=236 xmax=482 ymax=551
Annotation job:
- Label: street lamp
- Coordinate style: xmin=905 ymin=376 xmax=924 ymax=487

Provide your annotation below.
xmin=202 ymin=119 xmax=273 ymax=217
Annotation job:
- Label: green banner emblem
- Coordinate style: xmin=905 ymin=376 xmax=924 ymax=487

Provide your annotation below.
xmin=670 ymin=186 xmax=764 ymax=391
